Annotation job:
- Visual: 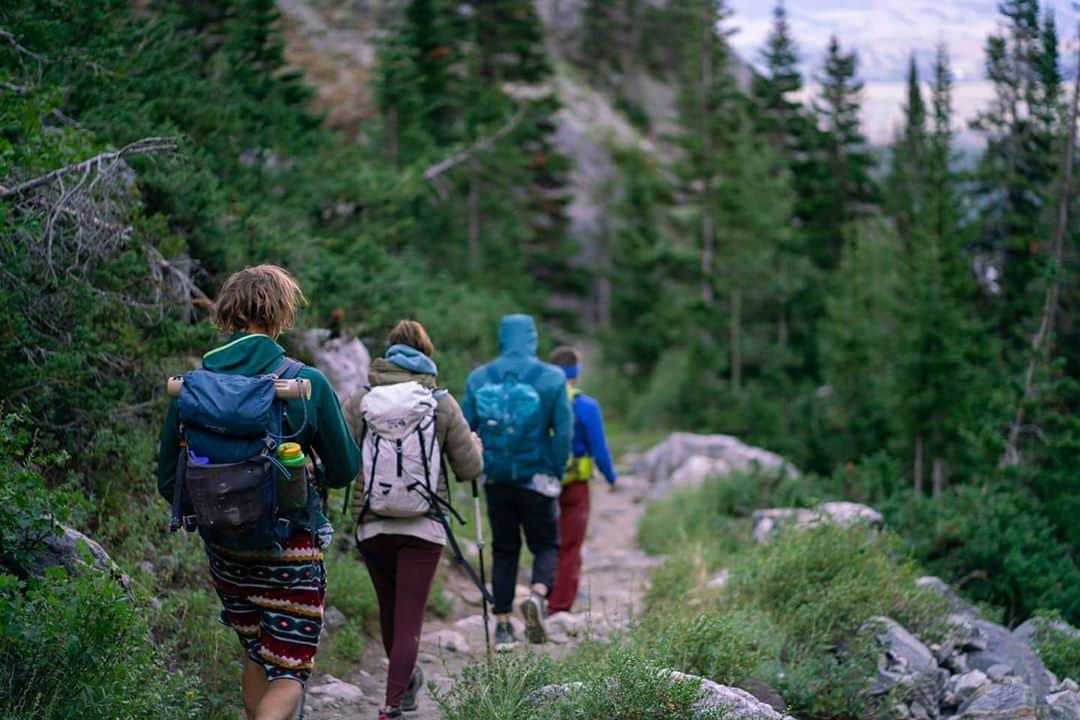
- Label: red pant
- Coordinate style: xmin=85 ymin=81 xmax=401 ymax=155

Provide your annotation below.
xmin=357 ymin=534 xmax=442 ymax=708
xmin=548 ymin=481 xmax=590 ymax=614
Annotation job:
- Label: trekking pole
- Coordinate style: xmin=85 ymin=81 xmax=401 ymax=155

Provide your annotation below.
xmin=471 ymin=476 xmax=492 ymax=659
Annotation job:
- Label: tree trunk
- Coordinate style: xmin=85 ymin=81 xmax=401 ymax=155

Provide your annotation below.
xmin=468 ymin=160 xmax=480 ymax=280
xmin=931 ymin=456 xmax=948 ymax=499
xmin=913 ymin=435 xmax=924 ymax=496
xmin=698 ymin=11 xmax=715 ymax=305
xmin=730 ymin=286 xmax=742 ymax=391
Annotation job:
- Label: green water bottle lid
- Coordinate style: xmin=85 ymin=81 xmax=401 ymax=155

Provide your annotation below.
xmin=278 ymin=442 xmax=306 ymax=467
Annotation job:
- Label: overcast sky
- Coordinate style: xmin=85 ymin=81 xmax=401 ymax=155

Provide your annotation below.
xmin=726 ymin=1 xmax=1080 ymax=144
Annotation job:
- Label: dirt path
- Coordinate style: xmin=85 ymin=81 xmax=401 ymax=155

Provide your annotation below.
xmin=305 ymin=472 xmax=657 ymax=719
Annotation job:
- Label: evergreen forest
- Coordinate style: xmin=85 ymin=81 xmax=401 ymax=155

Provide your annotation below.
xmin=1 ymin=1 xmax=1077 ymax=717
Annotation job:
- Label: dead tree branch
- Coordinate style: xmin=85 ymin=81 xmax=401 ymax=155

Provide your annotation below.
xmin=423 ymin=103 xmax=526 ymax=197
xmin=0 ymin=137 xmax=179 ymax=200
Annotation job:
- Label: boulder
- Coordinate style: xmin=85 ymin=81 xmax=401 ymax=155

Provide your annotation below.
xmin=917 ymin=576 xmax=980 ymax=617
xmin=953 ymin=680 xmax=1040 ymax=719
xmin=866 ymin=616 xmax=948 ymax=715
xmin=966 ymin=620 xmax=1055 ymax=698
xmin=751 ymin=502 xmax=884 ymax=543
xmin=1044 ymin=690 xmax=1080 ymax=720
xmin=945 ymin=671 xmax=992 ymax=709
xmin=635 ymin=433 xmax=798 ymax=489
xmin=296 ymin=329 xmax=370 ymax=401
xmin=670 ymin=455 xmax=733 ymax=491
xmin=15 ymin=523 xmax=130 ymax=590
xmin=1014 ymin=617 xmax=1080 ymax=652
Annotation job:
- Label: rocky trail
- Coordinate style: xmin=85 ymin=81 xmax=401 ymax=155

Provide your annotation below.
xmin=304 ymin=471 xmax=659 ymax=719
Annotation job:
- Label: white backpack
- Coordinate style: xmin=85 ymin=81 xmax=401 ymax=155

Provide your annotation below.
xmin=359 ymin=381 xmax=441 ymax=519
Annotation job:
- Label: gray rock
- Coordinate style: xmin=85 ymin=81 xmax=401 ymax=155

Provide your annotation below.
xmin=1014 ymin=617 xmax=1080 ymax=651
xmin=670 ymin=455 xmax=733 ymax=491
xmin=667 ymin=672 xmax=797 ymax=720
xmin=917 ymin=576 xmax=979 ymax=616
xmin=15 ymin=523 xmax=130 ymax=590
xmin=988 ymin=664 xmax=1014 ymax=682
xmin=752 ymin=502 xmax=884 ymax=543
xmin=946 ymin=671 xmax=991 ymax=709
xmin=635 ymin=433 xmax=798 ymax=489
xmin=297 ymin=329 xmax=370 ymax=401
xmin=1044 ymin=690 xmax=1080 ymax=720
xmin=948 ymin=613 xmax=990 ymax=652
xmin=954 ymin=681 xmax=1040 ymax=719
xmin=967 ymin=620 xmax=1054 ymax=697
xmin=866 ymin=616 xmax=947 ymax=715
xmin=422 ymin=629 xmax=470 ymax=654
xmin=323 ymin=605 xmax=347 ymax=629
xmin=741 ymin=679 xmax=787 ymax=713
xmin=706 ymin=569 xmax=731 ymax=590
xmin=307 ymin=675 xmax=365 ymax=706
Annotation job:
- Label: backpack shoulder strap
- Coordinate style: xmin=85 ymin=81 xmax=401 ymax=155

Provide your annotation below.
xmin=273 ymin=356 xmax=304 ymax=380
xmin=522 ymin=363 xmax=546 ymax=386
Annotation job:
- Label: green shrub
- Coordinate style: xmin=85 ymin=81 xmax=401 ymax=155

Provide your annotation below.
xmin=0 ymin=569 xmax=205 ymax=720
xmin=1030 ymin=611 xmax=1080 ymax=681
xmin=640 ymin=607 xmax=781 ymax=688
xmin=732 ymin=525 xmax=948 ymax=646
xmin=434 ymin=653 xmax=558 ymax=720
xmin=885 ymin=484 xmax=1080 ymax=625
xmin=435 ymin=649 xmax=721 ymax=720
xmin=637 ymin=471 xmax=825 ymax=558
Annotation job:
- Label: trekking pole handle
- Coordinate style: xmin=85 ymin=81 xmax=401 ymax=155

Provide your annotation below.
xmin=167 ymin=376 xmax=312 ymax=400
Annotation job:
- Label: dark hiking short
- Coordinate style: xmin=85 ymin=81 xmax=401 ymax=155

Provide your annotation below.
xmin=206 ymin=531 xmax=326 ymax=685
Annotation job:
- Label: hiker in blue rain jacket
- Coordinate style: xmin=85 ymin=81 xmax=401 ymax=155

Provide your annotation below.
xmin=460 ymin=314 xmax=572 ymax=649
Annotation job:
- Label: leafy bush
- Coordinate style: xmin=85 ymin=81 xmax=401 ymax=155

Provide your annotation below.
xmin=0 ymin=569 xmax=204 ymax=720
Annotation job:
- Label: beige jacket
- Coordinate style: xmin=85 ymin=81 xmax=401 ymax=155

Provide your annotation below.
xmin=344 ymin=357 xmax=483 ymax=545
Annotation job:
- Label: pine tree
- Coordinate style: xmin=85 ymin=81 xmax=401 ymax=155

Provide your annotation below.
xmin=805 ymin=36 xmax=877 ymax=271
xmin=971 ymin=0 xmax=1064 ymax=342
xmin=885 ymin=55 xmax=928 ymax=240
xmin=751 ymin=2 xmax=803 ymax=157
xmin=893 ymin=45 xmax=987 ymax=496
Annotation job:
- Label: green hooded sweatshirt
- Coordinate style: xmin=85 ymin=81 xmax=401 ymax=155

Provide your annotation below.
xmin=156 ymin=333 xmax=360 ymax=527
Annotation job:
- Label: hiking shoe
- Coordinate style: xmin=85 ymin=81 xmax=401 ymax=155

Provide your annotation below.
xmin=378 ymin=709 xmax=402 ymax=720
xmin=401 ymin=665 xmax=423 ymax=712
xmin=494 ymin=621 xmax=519 ymax=651
xmin=520 ymin=591 xmax=548 ymax=644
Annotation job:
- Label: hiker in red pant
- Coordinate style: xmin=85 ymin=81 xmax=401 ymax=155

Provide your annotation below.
xmin=547 ymin=346 xmax=617 ymax=615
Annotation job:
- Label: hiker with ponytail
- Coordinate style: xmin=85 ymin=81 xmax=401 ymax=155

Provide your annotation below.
xmin=343 ymin=320 xmax=483 ymax=720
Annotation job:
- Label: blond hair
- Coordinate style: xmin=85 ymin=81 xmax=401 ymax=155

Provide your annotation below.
xmin=212 ymin=265 xmax=306 ymax=338
xmin=388 ymin=319 xmax=435 ymax=357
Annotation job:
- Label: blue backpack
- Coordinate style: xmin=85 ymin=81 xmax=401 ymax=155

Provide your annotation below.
xmin=473 ymin=364 xmax=545 ymax=484
xmin=170 ymin=357 xmax=307 ymax=550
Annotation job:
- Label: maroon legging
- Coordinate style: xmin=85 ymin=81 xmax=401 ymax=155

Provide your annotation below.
xmin=357 ymin=534 xmax=443 ymax=708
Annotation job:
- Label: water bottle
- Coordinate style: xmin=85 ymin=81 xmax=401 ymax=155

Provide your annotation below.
xmin=276 ymin=442 xmax=309 ymax=511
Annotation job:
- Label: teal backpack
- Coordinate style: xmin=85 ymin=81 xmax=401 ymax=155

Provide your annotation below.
xmin=473 ymin=364 xmax=545 ymax=484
